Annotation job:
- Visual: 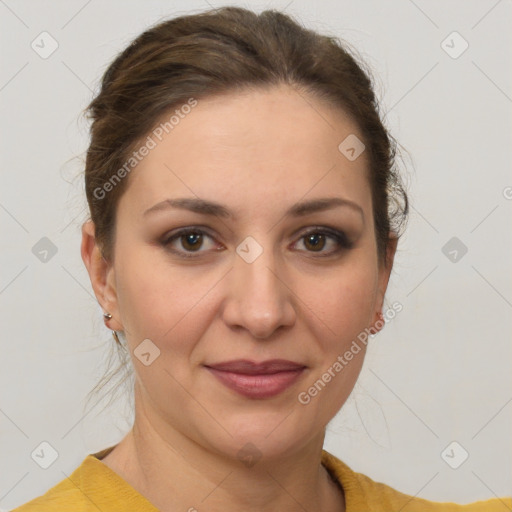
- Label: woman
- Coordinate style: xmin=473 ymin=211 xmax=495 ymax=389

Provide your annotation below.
xmin=12 ymin=6 xmax=510 ymax=511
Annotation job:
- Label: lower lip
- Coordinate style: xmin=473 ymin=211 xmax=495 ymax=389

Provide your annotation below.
xmin=206 ymin=367 xmax=305 ymax=399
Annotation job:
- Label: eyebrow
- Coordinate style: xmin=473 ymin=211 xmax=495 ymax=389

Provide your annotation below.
xmin=143 ymin=196 xmax=364 ymax=220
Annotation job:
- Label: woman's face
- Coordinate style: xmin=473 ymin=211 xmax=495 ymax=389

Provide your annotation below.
xmin=84 ymin=84 xmax=395 ymax=461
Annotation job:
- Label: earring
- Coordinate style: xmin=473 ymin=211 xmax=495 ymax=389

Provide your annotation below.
xmin=111 ymin=330 xmax=122 ymax=346
xmin=103 ymin=312 xmax=122 ymax=347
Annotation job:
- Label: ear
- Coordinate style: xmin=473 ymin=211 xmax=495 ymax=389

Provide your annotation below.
xmin=370 ymin=232 xmax=398 ymax=334
xmin=80 ymin=220 xmax=123 ymax=331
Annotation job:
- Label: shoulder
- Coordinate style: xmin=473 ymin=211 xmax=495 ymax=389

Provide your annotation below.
xmin=321 ymin=450 xmax=512 ymax=512
xmin=10 ymin=448 xmax=158 ymax=512
xmin=9 ymin=470 xmax=92 ymax=512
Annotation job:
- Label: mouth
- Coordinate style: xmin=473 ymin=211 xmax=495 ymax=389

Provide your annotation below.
xmin=204 ymin=359 xmax=307 ymax=399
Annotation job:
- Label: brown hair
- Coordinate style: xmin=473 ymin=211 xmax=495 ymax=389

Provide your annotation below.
xmin=85 ymin=5 xmax=408 ymax=267
xmin=83 ymin=6 xmax=408 ymax=411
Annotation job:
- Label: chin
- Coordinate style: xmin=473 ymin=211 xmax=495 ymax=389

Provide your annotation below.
xmin=201 ymin=407 xmax=323 ymax=465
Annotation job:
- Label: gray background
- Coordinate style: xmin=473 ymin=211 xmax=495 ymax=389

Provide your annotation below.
xmin=1 ymin=0 xmax=511 ymax=509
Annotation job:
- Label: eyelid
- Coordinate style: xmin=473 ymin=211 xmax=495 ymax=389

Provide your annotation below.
xmin=295 ymin=225 xmax=352 ymax=243
xmin=162 ymin=225 xmax=214 ymax=239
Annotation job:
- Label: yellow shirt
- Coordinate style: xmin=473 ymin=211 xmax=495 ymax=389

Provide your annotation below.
xmin=11 ymin=446 xmax=511 ymax=511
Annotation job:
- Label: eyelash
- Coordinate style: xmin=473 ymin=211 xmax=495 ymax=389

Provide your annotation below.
xmin=160 ymin=226 xmax=353 ymax=259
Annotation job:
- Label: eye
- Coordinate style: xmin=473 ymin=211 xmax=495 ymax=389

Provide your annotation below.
xmin=161 ymin=226 xmax=353 ymax=259
xmin=293 ymin=227 xmax=353 ymax=256
xmin=161 ymin=227 xmax=220 ymax=258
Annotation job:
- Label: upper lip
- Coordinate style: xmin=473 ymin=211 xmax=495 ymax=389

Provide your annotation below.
xmin=205 ymin=359 xmax=306 ymax=375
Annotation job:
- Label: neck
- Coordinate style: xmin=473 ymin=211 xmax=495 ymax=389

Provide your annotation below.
xmin=101 ymin=391 xmax=345 ymax=512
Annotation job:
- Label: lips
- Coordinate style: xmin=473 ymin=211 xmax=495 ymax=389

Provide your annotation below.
xmin=204 ymin=359 xmax=306 ymax=399
xmin=206 ymin=359 xmax=305 ymax=374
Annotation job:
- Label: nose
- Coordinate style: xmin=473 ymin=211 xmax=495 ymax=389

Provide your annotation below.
xmin=221 ymin=242 xmax=296 ymax=339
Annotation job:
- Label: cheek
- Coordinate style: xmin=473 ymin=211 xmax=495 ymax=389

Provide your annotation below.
xmin=295 ymin=263 xmax=376 ymax=418
xmin=114 ymin=246 xmax=218 ymax=357
xmin=301 ymin=259 xmax=378 ymax=349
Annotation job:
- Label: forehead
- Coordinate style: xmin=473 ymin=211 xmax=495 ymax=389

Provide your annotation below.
xmin=120 ymin=85 xmax=371 ymax=220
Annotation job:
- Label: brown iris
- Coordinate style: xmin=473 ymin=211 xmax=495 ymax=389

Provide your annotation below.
xmin=303 ymin=233 xmax=326 ymax=252
xmin=181 ymin=232 xmax=203 ymax=251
